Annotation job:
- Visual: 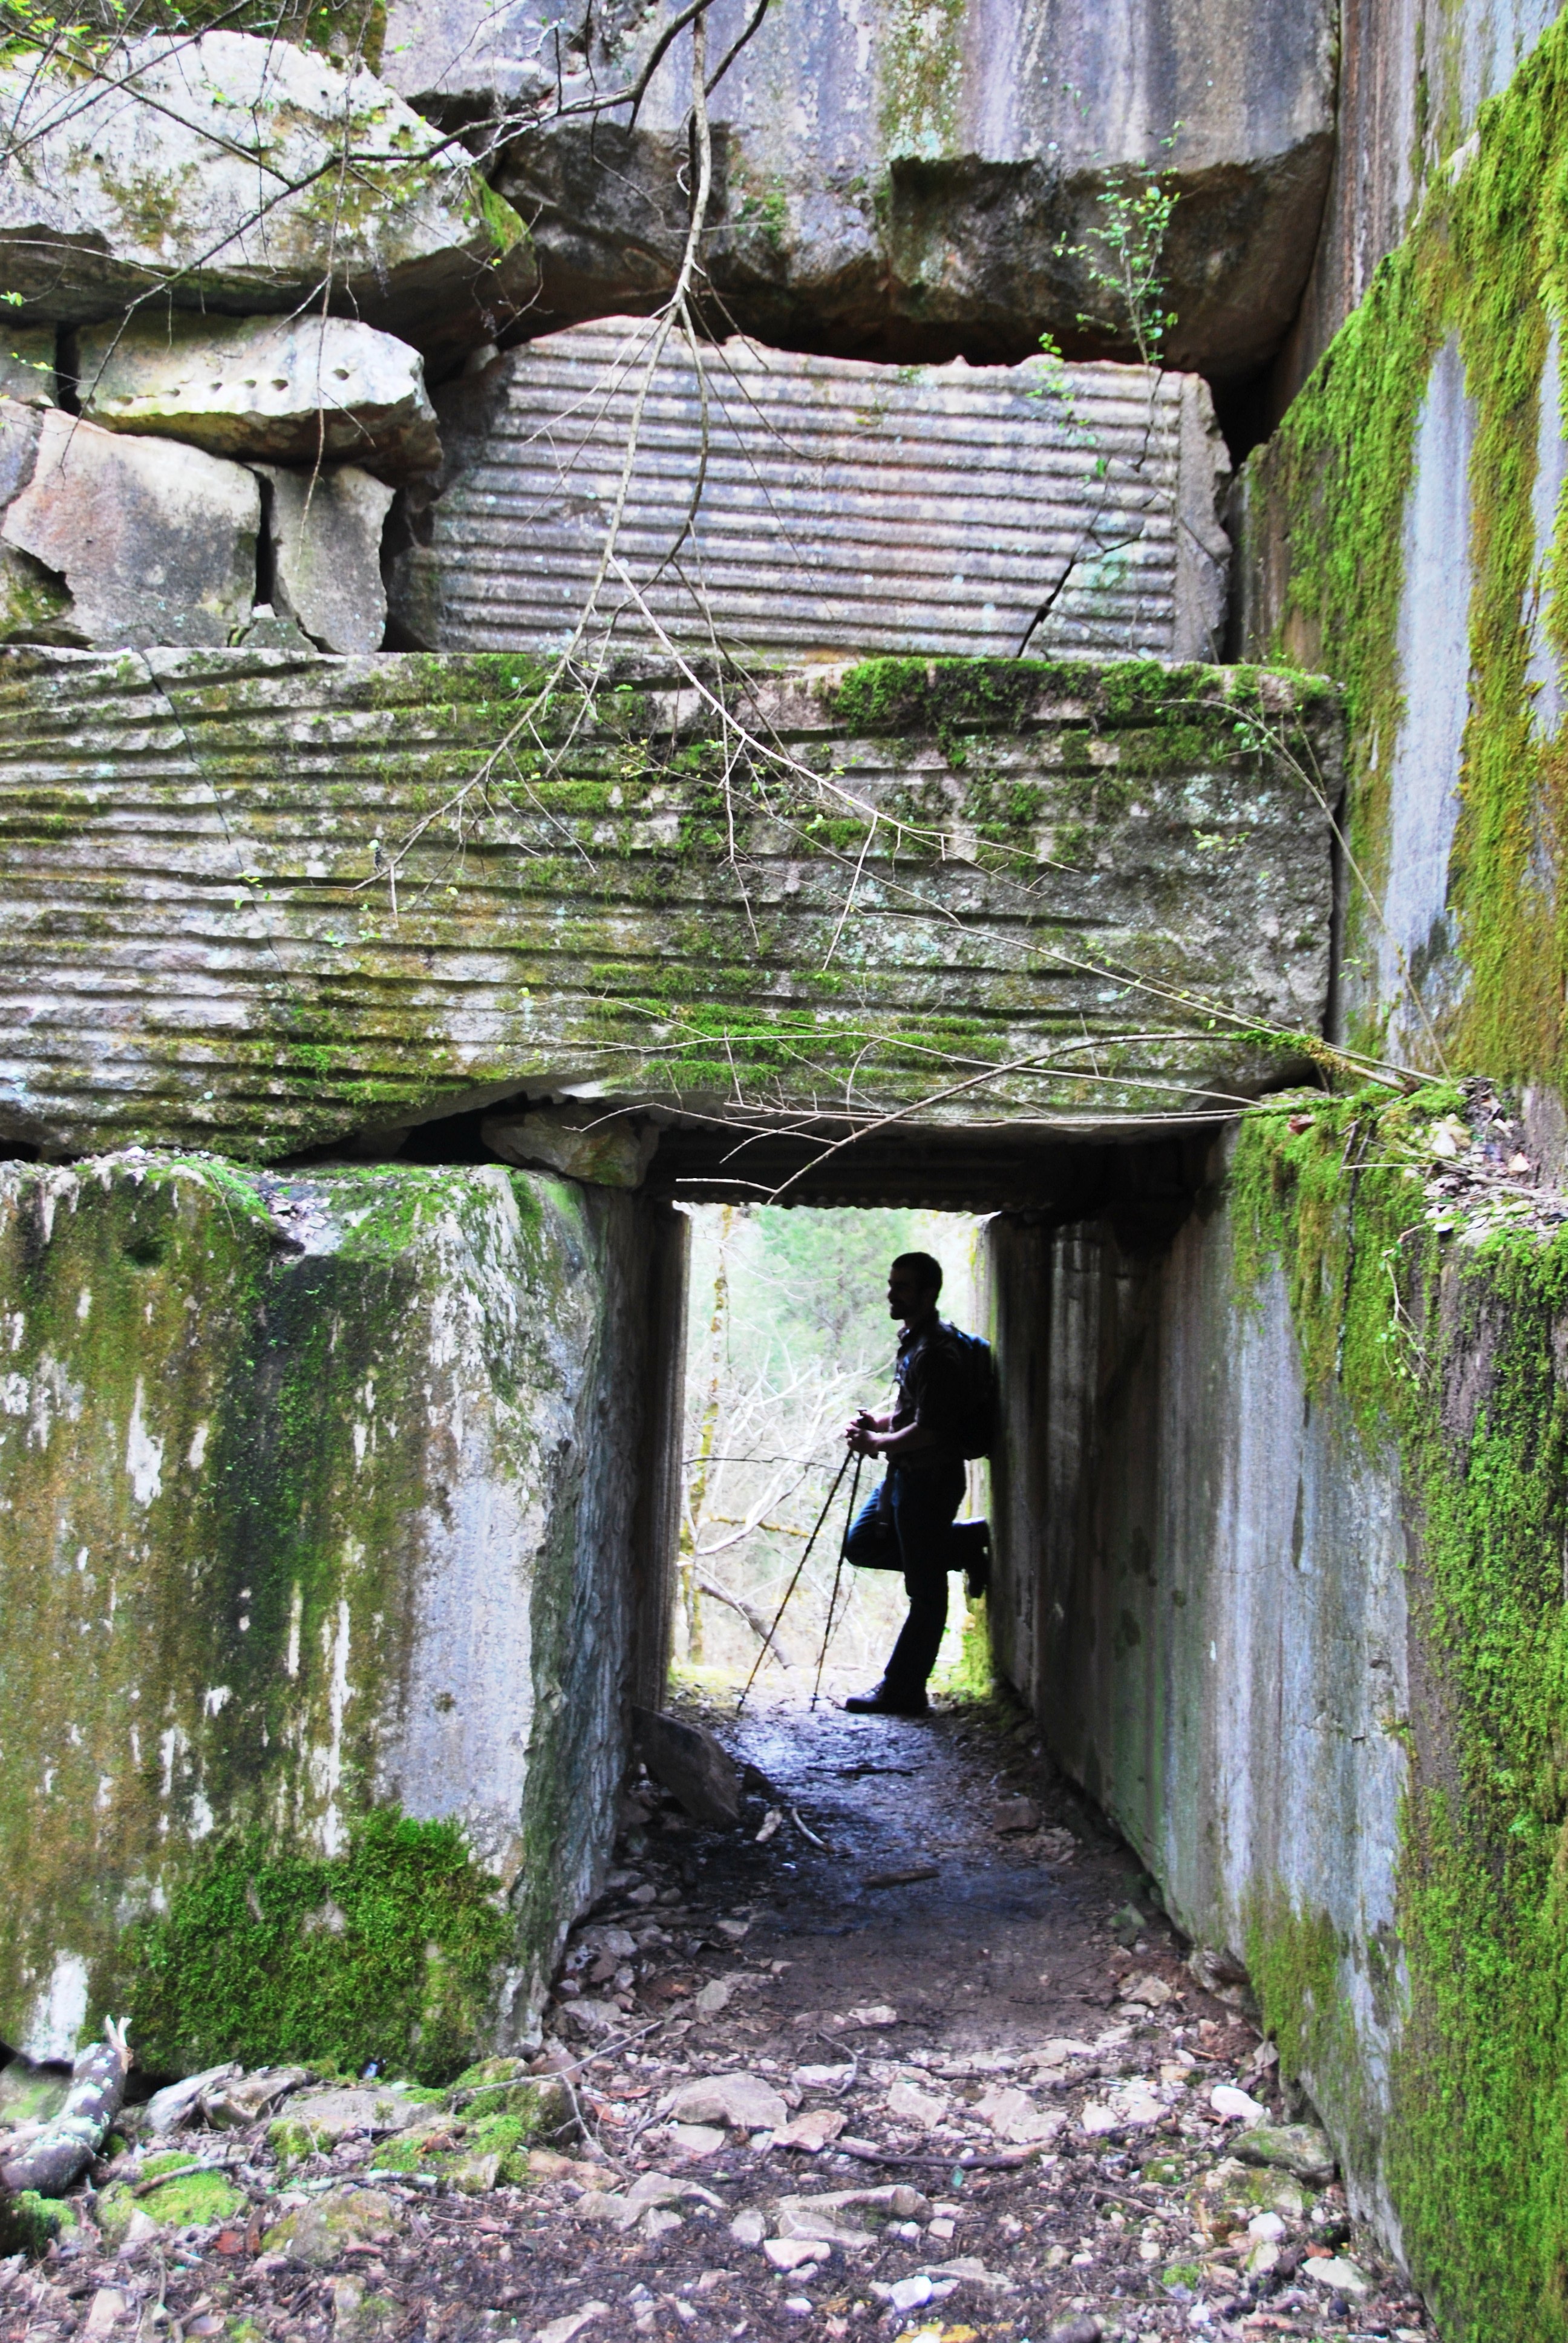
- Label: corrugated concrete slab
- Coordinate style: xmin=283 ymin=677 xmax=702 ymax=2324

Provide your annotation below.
xmin=0 ymin=647 xmax=1336 ymax=1159
xmin=390 ymin=323 xmax=1231 ymax=664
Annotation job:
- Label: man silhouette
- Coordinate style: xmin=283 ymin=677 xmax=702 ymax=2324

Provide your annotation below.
xmin=840 ymin=1251 xmax=990 ymax=1716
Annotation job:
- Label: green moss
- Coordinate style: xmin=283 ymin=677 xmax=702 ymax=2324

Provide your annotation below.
xmin=139 ymin=2168 xmax=247 ymax=2227
xmin=0 ymin=2191 xmax=82 ymax=2256
xmin=1229 ymin=1098 xmax=1568 ymax=2342
xmin=1241 ymin=13 xmax=1568 ymax=1075
xmin=119 ymin=1812 xmax=509 ymax=2085
xmin=1244 ymin=1891 xmax=1376 ymax=2185
xmin=267 ymin=2115 xmax=325 ymax=2171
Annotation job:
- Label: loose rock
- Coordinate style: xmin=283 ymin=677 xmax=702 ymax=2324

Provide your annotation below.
xmin=1234 ymin=2120 xmax=1339 ymax=2183
xmin=668 ymin=2073 xmax=788 ymax=2132
xmin=0 ymin=34 xmax=535 ymax=368
xmin=632 ymin=1707 xmax=743 ymax=1827
xmin=253 ymin=464 xmax=396 ymax=655
xmin=1 ymin=411 xmax=258 ymax=648
xmin=79 ymin=316 xmax=441 ymax=480
xmin=261 ymin=2186 xmax=402 ymax=2267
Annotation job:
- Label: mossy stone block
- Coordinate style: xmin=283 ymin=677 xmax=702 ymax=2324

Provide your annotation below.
xmin=261 ymin=2186 xmax=402 ymax=2267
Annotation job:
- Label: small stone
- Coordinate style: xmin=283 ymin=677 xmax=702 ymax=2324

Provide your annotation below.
xmin=1107 ymin=2083 xmax=1164 ymax=2128
xmin=846 ymin=2004 xmax=898 ymax=2029
xmin=447 ymin=2149 xmax=503 ymax=2193
xmin=1079 ymin=2102 xmax=1120 ymax=2137
xmin=1233 ymin=2122 xmax=1338 ymax=2184
xmin=253 ymin=464 xmax=395 ymax=655
xmin=886 ymin=2079 xmax=946 ymax=2131
xmin=119 ymin=2208 xmax=162 ymax=2250
xmin=641 ymin=2206 xmax=684 ymax=2240
xmin=730 ymin=2207 xmax=766 ymax=2247
xmin=79 ymin=316 xmax=440 ymax=478
xmin=1247 ymin=2212 xmax=1286 ymax=2242
xmin=1302 ymin=2254 xmax=1371 ymax=2298
xmin=791 ymin=2064 xmax=855 ymax=2092
xmin=773 ymin=2207 xmax=871 ymax=2246
xmin=668 ymin=2123 xmax=727 ymax=2156
xmin=284 ymin=2089 xmax=428 ymax=2141
xmin=878 ymin=2274 xmax=933 ymax=2311
xmin=1120 ymin=1972 xmax=1175 ymax=2008
xmin=142 ymin=2062 xmax=241 ymax=2135
xmin=763 ymin=2236 xmax=831 ymax=2271
xmin=1046 ymin=2320 xmax=1103 ymax=2343
xmin=670 ymin=2074 xmax=789 ymax=2132
xmin=632 ymin=1708 xmax=743 ymax=1826
xmin=533 ymin=2307 xmax=610 ymax=2343
xmin=329 ymin=2277 xmax=403 ymax=2341
xmin=261 ymin=2186 xmax=402 ymax=2268
xmin=82 ymin=2288 xmax=128 ymax=2338
xmin=201 ymin=2066 xmax=313 ymax=2126
xmin=782 ymin=2299 xmax=814 ymax=2319
xmin=973 ymin=2083 xmax=1061 ymax=2143
xmin=991 ymin=1797 xmax=1040 ymax=1833
xmin=1209 ymin=2084 xmax=1269 ymax=2125
xmin=693 ymin=1979 xmax=733 ymax=2017
xmin=773 ymin=2108 xmax=846 ymax=2152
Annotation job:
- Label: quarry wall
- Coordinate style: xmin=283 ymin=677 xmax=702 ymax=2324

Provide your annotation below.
xmin=1236 ymin=8 xmax=1568 ymax=1090
xmin=0 ymin=1152 xmax=684 ymax=2077
xmin=990 ymin=1092 xmax=1568 ymax=2343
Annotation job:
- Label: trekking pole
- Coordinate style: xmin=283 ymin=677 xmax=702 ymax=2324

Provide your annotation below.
xmin=736 ymin=1449 xmax=851 ymax=1716
xmin=809 ymin=1453 xmax=863 ymax=1712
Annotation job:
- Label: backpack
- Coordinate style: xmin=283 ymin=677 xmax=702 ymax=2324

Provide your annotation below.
xmin=947 ymin=1326 xmax=998 ymax=1460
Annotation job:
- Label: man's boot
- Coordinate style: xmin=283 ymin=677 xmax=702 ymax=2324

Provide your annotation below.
xmin=951 ymin=1517 xmax=991 ymax=1602
xmin=843 ymin=1681 xmax=930 ymax=1716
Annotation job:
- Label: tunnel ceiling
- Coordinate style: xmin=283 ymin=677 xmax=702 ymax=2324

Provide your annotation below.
xmin=0 ymin=646 xmax=1340 ymax=1162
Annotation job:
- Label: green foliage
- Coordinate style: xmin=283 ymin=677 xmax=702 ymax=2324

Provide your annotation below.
xmin=1229 ymin=1099 xmax=1568 ymax=2343
xmin=0 ymin=0 xmax=387 ymax=65
xmin=1059 ymin=165 xmax=1180 ymax=365
xmin=120 ymin=1812 xmax=509 ymax=2085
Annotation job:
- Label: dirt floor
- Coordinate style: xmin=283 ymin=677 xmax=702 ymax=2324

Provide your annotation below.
xmin=1 ymin=1689 xmax=1435 ymax=2343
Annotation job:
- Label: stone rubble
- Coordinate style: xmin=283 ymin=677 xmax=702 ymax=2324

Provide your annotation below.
xmin=0 ymin=1696 xmax=1432 ymax=2343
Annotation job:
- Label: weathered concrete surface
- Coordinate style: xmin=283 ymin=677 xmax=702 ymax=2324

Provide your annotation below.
xmin=255 ymin=464 xmax=396 ymax=655
xmin=407 ymin=0 xmax=1336 ymax=378
xmin=987 ymin=1147 xmax=1410 ymax=2240
xmin=0 ymin=34 xmax=536 ymax=372
xmin=79 ymin=316 xmax=442 ymax=481
xmin=1271 ymin=0 xmax=1566 ymax=409
xmin=1233 ymin=330 xmax=1476 ymax=1070
xmin=0 ymin=407 xmax=259 ymax=650
xmin=1374 ymin=336 xmax=1475 ymax=1060
xmin=0 ymin=1153 xmax=680 ymax=2063
xmin=391 ymin=324 xmax=1231 ymax=663
xmin=0 ymin=648 xmax=1339 ymax=1155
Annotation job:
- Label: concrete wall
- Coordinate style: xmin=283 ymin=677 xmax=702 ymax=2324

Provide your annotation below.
xmin=987 ymin=1149 xmax=1413 ymax=2238
xmin=0 ymin=1153 xmax=682 ymax=2068
xmin=1272 ymin=0 xmax=1566 ymax=413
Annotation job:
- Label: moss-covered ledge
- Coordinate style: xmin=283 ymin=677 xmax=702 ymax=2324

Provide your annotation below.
xmin=0 ymin=1151 xmax=661 ymax=2073
xmin=0 ymin=647 xmax=1340 ymax=1158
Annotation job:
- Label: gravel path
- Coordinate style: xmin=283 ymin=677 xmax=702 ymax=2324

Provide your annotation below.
xmin=0 ymin=1690 xmax=1434 ymax=2343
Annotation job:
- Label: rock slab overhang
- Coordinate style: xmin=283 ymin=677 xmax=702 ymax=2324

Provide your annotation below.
xmin=0 ymin=647 xmax=1342 ymax=1159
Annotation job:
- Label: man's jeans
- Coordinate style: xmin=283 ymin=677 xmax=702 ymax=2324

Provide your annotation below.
xmin=844 ymin=1458 xmax=966 ymax=1696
